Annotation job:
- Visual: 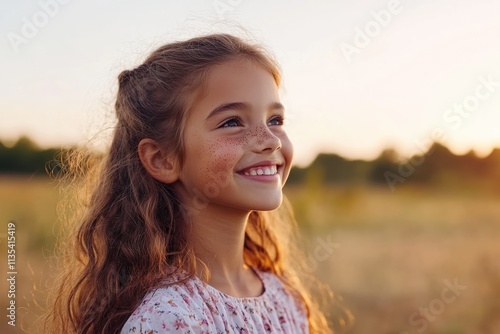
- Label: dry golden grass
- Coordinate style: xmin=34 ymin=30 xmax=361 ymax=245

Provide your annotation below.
xmin=285 ymin=184 xmax=500 ymax=334
xmin=0 ymin=176 xmax=61 ymax=334
xmin=0 ymin=177 xmax=499 ymax=333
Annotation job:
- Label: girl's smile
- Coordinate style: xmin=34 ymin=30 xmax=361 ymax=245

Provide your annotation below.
xmin=235 ymin=160 xmax=284 ymax=186
xmin=175 ymin=58 xmax=293 ymax=212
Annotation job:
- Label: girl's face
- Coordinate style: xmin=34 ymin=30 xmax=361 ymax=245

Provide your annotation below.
xmin=174 ymin=58 xmax=293 ymax=213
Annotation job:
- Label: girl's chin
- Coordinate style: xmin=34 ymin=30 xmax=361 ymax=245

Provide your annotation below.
xmin=247 ymin=197 xmax=283 ymax=212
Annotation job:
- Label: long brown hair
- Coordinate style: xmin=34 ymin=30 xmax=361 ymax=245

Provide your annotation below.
xmin=42 ymin=34 xmax=334 ymax=334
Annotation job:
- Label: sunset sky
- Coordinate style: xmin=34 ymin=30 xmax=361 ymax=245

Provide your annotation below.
xmin=1 ymin=0 xmax=499 ymax=166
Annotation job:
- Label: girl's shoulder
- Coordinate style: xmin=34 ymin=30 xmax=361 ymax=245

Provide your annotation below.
xmin=121 ymin=267 xmax=308 ymax=334
xmin=120 ymin=270 xmax=213 ymax=333
xmin=121 ymin=272 xmax=211 ymax=334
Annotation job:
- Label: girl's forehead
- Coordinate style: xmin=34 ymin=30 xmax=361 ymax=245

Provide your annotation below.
xmin=209 ymin=59 xmax=277 ymax=98
xmin=205 ymin=58 xmax=277 ymax=87
xmin=185 ymin=59 xmax=280 ymax=120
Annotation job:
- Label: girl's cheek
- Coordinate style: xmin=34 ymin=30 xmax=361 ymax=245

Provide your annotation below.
xmin=282 ymin=134 xmax=294 ymax=160
xmin=204 ymin=136 xmax=246 ymax=182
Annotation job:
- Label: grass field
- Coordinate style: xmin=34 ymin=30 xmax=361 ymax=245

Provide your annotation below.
xmin=1 ymin=176 xmax=499 ymax=333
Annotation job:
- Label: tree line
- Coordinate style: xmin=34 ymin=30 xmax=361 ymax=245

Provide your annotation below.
xmin=0 ymin=136 xmax=60 ymax=175
xmin=1 ymin=136 xmax=499 ymax=191
xmin=288 ymin=143 xmax=500 ymax=191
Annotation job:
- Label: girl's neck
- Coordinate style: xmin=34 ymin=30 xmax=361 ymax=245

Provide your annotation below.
xmin=187 ymin=204 xmax=251 ymax=282
xmin=186 ymin=205 xmax=264 ymax=298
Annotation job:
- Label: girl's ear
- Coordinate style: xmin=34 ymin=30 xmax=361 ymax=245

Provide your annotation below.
xmin=138 ymin=138 xmax=180 ymax=184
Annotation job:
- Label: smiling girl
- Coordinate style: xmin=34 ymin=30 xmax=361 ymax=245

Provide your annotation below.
xmin=43 ymin=34 xmax=332 ymax=334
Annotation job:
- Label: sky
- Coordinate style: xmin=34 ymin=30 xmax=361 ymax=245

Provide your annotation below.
xmin=1 ymin=0 xmax=499 ymax=166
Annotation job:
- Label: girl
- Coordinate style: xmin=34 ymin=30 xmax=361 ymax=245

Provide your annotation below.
xmin=43 ymin=34 xmax=332 ymax=334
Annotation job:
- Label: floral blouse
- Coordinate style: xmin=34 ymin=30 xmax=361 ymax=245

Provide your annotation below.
xmin=121 ymin=267 xmax=309 ymax=333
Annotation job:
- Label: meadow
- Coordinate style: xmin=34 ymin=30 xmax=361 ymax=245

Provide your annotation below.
xmin=0 ymin=176 xmax=499 ymax=333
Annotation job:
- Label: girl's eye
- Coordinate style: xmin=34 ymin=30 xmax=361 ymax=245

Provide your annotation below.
xmin=268 ymin=115 xmax=284 ymax=126
xmin=219 ymin=117 xmax=242 ymax=128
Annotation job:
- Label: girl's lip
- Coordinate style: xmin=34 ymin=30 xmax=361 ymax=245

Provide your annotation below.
xmin=236 ymin=160 xmax=283 ymax=173
xmin=236 ymin=172 xmax=281 ymax=183
xmin=236 ymin=164 xmax=283 ymax=183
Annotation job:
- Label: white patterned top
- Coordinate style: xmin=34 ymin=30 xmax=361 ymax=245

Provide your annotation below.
xmin=121 ymin=267 xmax=309 ymax=334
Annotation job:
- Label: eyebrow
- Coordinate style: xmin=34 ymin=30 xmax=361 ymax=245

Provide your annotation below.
xmin=205 ymin=102 xmax=285 ymax=121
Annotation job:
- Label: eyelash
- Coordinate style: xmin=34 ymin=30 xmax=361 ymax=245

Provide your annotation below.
xmin=269 ymin=115 xmax=284 ymax=126
xmin=219 ymin=117 xmax=242 ymax=128
xmin=218 ymin=115 xmax=285 ymax=128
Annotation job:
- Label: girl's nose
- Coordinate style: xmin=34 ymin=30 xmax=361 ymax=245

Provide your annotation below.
xmin=252 ymin=124 xmax=282 ymax=153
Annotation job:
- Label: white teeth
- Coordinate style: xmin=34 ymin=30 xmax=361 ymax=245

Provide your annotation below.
xmin=242 ymin=165 xmax=279 ymax=176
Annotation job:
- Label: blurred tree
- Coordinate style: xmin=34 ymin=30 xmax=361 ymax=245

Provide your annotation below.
xmin=0 ymin=136 xmax=59 ymax=175
xmin=369 ymin=148 xmax=399 ymax=185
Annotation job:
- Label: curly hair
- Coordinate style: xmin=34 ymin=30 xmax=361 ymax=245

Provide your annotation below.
xmin=41 ymin=33 xmax=334 ymax=334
